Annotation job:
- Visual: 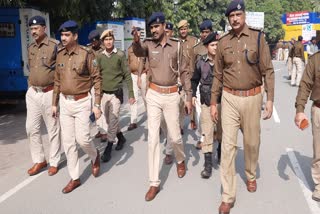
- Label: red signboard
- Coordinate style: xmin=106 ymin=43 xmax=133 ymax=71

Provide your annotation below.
xmin=286 ymin=11 xmax=310 ymax=25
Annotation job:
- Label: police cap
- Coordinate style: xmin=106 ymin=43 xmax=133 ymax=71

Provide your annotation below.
xmin=100 ymin=29 xmax=114 ymax=40
xmin=178 ymin=20 xmax=189 ymax=29
xmin=225 ymin=0 xmax=245 ymax=17
xmin=28 ymin=16 xmax=46 ymax=26
xmin=88 ymin=30 xmax=100 ymax=42
xmin=148 ymin=12 xmax=165 ymax=26
xmin=58 ymin=20 xmax=78 ymax=33
xmin=203 ymin=32 xmax=219 ymax=45
xmin=199 ymin=20 xmax=212 ymax=31
xmin=166 ymin=22 xmax=174 ymax=30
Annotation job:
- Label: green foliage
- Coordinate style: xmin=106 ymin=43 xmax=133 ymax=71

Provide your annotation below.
xmin=0 ymin=0 xmax=318 ymax=43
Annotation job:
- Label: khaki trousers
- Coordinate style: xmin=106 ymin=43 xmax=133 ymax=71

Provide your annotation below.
xmin=287 ymin=57 xmax=293 ymax=76
xmin=130 ymin=73 xmax=147 ymax=124
xmin=200 ymin=104 xmax=222 ymax=153
xmin=164 ymin=90 xmax=186 ymax=155
xmin=91 ymin=88 xmax=108 ymax=135
xmin=60 ymin=94 xmax=97 ymax=180
xmin=146 ymin=89 xmax=186 ymax=187
xmin=26 ymin=87 xmax=61 ymax=166
xmin=292 ymin=57 xmax=304 ymax=86
xmin=311 ymin=105 xmax=320 ymax=192
xmin=220 ymin=91 xmax=262 ymax=203
xmin=101 ymin=93 xmax=121 ymax=143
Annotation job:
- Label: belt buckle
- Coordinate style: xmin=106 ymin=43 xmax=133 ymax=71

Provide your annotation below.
xmin=65 ymin=95 xmax=75 ymax=101
xmin=34 ymin=87 xmax=43 ymax=93
xmin=161 ymin=87 xmax=166 ymax=94
xmin=239 ymin=90 xmax=243 ymax=96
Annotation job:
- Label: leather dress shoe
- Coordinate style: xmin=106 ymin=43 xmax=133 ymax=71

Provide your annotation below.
xmin=48 ymin=166 xmax=58 ymax=176
xmin=190 ymin=120 xmax=197 ymax=130
xmin=180 ymin=128 xmax=184 ymax=135
xmin=219 ymin=202 xmax=234 ymax=214
xmin=247 ymin=180 xmax=257 ymax=192
xmin=62 ymin=179 xmax=81 ymax=194
xmin=100 ymin=134 xmax=108 ymax=143
xmin=127 ymin=123 xmax=137 ymax=131
xmin=164 ymin=154 xmax=173 ymax=165
xmin=95 ymin=131 xmax=102 ymax=138
xmin=27 ymin=161 xmax=47 ymax=176
xmin=195 ymin=141 xmax=202 ymax=150
xmin=312 ymin=189 xmax=320 ymax=202
xmin=92 ymin=149 xmax=100 ymax=177
xmin=145 ymin=186 xmax=160 ymax=201
xmin=177 ymin=161 xmax=186 ymax=178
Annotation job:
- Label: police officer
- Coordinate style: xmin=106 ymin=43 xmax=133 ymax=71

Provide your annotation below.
xmin=127 ymin=27 xmax=146 ymax=131
xmin=191 ymin=19 xmax=213 ymax=149
xmin=52 ymin=20 xmax=101 ymax=193
xmin=26 ymin=16 xmax=61 ymax=176
xmin=210 ymin=1 xmax=275 ymax=213
xmin=87 ymin=30 xmax=108 ymax=141
xmin=294 ymin=50 xmax=320 ymax=202
xmin=165 ymin=22 xmax=174 ymax=37
xmin=287 ymin=37 xmax=296 ymax=80
xmin=97 ymin=29 xmax=135 ymax=162
xmin=291 ymin=35 xmax=305 ymax=86
xmin=132 ymin=12 xmax=192 ymax=201
xmin=191 ymin=32 xmax=222 ymax=178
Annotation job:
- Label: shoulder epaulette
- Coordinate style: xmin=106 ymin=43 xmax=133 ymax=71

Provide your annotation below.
xmin=48 ymin=38 xmax=59 ymax=45
xmin=169 ymin=37 xmax=179 ymax=42
xmin=218 ymin=31 xmax=230 ymax=40
xmin=248 ymin=26 xmax=263 ymax=32
xmin=28 ymin=42 xmax=35 ymax=49
xmin=57 ymin=46 xmax=65 ymax=53
xmin=193 ymin=41 xmax=201 ymax=48
xmin=80 ymin=45 xmax=92 ymax=53
xmin=311 ymin=50 xmax=320 ymax=58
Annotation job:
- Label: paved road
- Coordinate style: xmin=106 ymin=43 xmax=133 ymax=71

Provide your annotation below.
xmin=0 ymin=61 xmax=319 ymax=214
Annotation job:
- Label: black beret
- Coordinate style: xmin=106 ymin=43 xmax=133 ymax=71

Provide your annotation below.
xmin=225 ymin=0 xmax=245 ymax=17
xmin=148 ymin=12 xmax=165 ymax=26
xmin=203 ymin=32 xmax=219 ymax=45
xmin=88 ymin=30 xmax=100 ymax=41
xmin=166 ymin=22 xmax=173 ymax=30
xmin=28 ymin=16 xmax=46 ymax=26
xmin=58 ymin=20 xmax=78 ymax=33
xmin=199 ymin=20 xmax=212 ymax=31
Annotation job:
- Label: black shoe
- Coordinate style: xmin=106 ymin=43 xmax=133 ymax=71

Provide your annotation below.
xmin=201 ymin=153 xmax=212 ymax=179
xmin=115 ymin=132 xmax=126 ymax=151
xmin=127 ymin=123 xmax=137 ymax=131
xmin=101 ymin=142 xmax=113 ymax=162
xmin=217 ymin=143 xmax=221 ymax=164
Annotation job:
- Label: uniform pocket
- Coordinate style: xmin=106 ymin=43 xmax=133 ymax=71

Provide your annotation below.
xmin=223 ymin=47 xmax=234 ymax=65
xmin=149 ymin=52 xmax=160 ymax=68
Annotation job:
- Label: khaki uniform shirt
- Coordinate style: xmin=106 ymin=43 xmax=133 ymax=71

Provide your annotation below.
xmin=132 ymin=37 xmax=192 ymax=101
xmin=293 ymin=41 xmax=305 ymax=61
xmin=87 ymin=43 xmax=104 ymax=57
xmin=211 ymin=24 xmax=275 ymax=103
xmin=53 ymin=44 xmax=102 ymax=106
xmin=179 ymin=35 xmax=198 ymax=71
xmin=28 ymin=35 xmax=59 ymax=87
xmin=190 ymin=41 xmax=207 ymax=74
xmin=295 ymin=51 xmax=320 ymax=113
xmin=128 ymin=45 xmax=145 ymax=74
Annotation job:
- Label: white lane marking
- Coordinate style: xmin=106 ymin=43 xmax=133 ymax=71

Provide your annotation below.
xmin=0 ymin=171 xmax=45 ymax=204
xmin=273 ymin=105 xmax=280 ymax=123
xmin=286 ymin=148 xmax=320 ymax=214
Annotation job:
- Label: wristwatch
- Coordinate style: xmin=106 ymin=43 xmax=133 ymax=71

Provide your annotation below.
xmin=94 ymin=104 xmax=101 ymax=109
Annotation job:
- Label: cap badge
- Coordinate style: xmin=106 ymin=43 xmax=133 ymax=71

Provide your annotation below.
xmin=33 ymin=20 xmax=37 ymax=24
xmin=156 ymin=17 xmax=160 ymax=22
xmin=237 ymin=4 xmax=241 ymax=9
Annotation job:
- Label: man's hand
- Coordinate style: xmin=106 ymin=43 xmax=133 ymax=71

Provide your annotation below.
xmin=52 ymin=106 xmax=59 ymax=119
xmin=192 ymin=97 xmax=197 ymax=107
xmin=210 ymin=104 xmax=218 ymax=123
xmin=185 ymin=101 xmax=192 ymax=115
xmin=92 ymin=106 xmax=102 ymax=120
xmin=262 ymin=100 xmax=273 ymax=120
xmin=294 ymin=112 xmax=308 ymax=128
xmin=137 ymin=76 xmax=142 ymax=89
xmin=132 ymin=27 xmax=140 ymax=43
xmin=129 ymin=98 xmax=136 ymax=105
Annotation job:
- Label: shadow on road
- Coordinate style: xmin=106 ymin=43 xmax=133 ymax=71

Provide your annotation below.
xmin=277 ymin=152 xmax=314 ymax=191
